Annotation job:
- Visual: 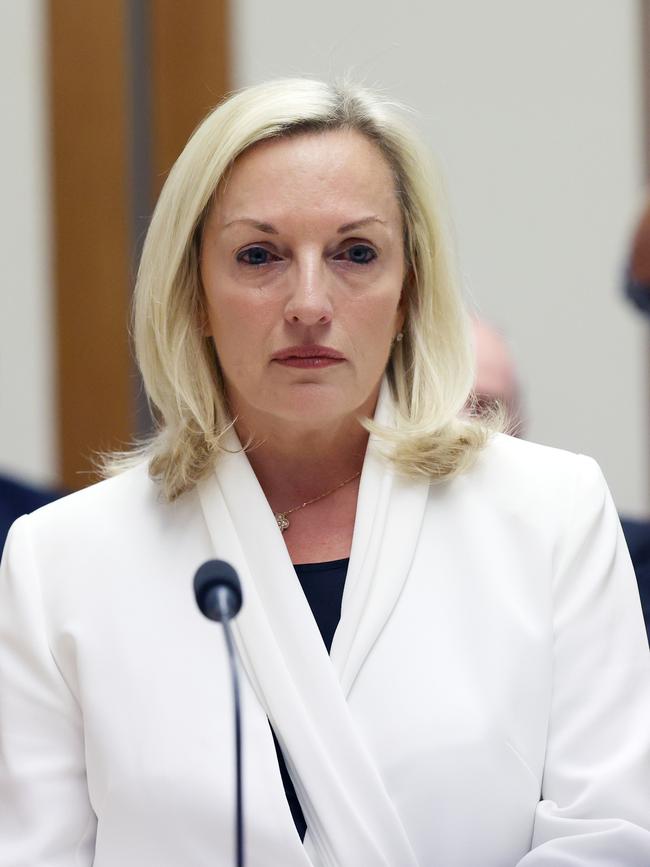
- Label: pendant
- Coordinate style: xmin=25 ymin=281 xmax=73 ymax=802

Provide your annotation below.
xmin=276 ymin=512 xmax=290 ymax=532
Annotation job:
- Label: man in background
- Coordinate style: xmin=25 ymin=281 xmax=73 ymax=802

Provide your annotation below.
xmin=621 ymin=195 xmax=650 ymax=638
xmin=471 ymin=316 xmax=524 ymax=435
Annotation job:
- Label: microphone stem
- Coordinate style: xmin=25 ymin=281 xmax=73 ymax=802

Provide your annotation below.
xmin=221 ymin=612 xmax=244 ymax=867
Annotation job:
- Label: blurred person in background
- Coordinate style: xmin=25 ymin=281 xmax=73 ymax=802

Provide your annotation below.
xmin=1 ymin=79 xmax=649 ymax=866
xmin=470 ymin=316 xmax=524 ymax=435
xmin=624 ymin=195 xmax=650 ymax=315
xmin=621 ymin=194 xmax=650 ymax=637
xmin=0 ymin=472 xmax=62 ymax=555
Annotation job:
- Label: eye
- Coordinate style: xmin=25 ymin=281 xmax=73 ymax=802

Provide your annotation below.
xmin=236 ymin=246 xmax=280 ymax=267
xmin=336 ymin=243 xmax=377 ymax=265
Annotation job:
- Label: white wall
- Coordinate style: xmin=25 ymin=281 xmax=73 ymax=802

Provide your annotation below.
xmin=0 ymin=1 xmax=646 ymax=510
xmin=233 ymin=0 xmax=649 ymax=515
xmin=0 ymin=0 xmax=56 ymax=485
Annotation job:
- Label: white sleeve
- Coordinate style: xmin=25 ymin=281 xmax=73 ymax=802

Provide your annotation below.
xmin=0 ymin=516 xmax=96 ymax=866
xmin=517 ymin=455 xmax=650 ymax=865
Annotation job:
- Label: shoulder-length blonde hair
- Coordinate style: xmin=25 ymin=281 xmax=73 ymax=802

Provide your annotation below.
xmin=109 ymin=77 xmax=495 ymax=499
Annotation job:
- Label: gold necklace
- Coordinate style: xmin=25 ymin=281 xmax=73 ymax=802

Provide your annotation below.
xmin=275 ymin=471 xmax=361 ymax=533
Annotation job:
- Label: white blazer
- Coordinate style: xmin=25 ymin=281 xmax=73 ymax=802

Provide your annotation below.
xmin=1 ymin=409 xmax=650 ymax=865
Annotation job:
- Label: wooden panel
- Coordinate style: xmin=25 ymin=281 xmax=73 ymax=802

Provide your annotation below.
xmin=150 ymin=0 xmax=231 ymax=195
xmin=48 ymin=0 xmax=231 ymax=489
xmin=48 ymin=1 xmax=133 ymax=489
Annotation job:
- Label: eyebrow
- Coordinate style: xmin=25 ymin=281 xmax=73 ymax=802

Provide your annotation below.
xmin=221 ymin=216 xmax=387 ymax=234
xmin=337 ymin=216 xmax=387 ymax=233
xmin=222 ymin=218 xmax=278 ymax=234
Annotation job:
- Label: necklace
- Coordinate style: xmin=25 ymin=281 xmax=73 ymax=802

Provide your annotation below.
xmin=274 ymin=470 xmax=361 ymax=532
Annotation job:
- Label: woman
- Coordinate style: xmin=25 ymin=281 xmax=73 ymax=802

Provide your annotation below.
xmin=1 ymin=78 xmax=649 ymax=866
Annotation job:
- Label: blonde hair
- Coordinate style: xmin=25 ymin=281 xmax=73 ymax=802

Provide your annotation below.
xmin=108 ymin=78 xmax=497 ymax=499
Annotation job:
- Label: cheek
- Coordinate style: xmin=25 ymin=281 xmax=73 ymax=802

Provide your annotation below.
xmin=204 ymin=286 xmax=275 ymax=343
xmin=354 ymin=283 xmax=402 ymax=327
xmin=205 ymin=295 xmax=251 ymax=372
xmin=201 ymin=248 xmax=279 ymax=337
xmin=344 ymin=295 xmax=402 ymax=361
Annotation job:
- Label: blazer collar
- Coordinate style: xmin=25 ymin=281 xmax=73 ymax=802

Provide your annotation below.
xmin=197 ymin=381 xmax=427 ymax=866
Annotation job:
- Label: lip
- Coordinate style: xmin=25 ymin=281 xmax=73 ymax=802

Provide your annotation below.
xmin=272 ymin=344 xmax=346 ymax=362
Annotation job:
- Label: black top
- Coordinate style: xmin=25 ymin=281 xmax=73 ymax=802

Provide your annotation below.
xmin=621 ymin=519 xmax=650 ymax=640
xmin=271 ymin=558 xmax=349 ymax=841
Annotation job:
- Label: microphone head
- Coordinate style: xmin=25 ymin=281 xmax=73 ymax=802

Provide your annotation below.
xmin=194 ymin=559 xmax=243 ymax=622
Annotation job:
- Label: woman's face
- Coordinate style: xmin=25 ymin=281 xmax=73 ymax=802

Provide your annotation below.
xmin=200 ymin=129 xmax=406 ymax=433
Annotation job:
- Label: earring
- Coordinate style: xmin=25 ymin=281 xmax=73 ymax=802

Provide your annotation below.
xmin=394 ymin=331 xmax=404 ymax=344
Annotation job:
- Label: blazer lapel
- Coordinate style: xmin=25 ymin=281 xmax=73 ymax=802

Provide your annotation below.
xmin=197 ymin=385 xmax=423 ymax=867
xmin=330 ymin=380 xmax=431 ymax=695
xmin=331 ymin=444 xmax=430 ymax=697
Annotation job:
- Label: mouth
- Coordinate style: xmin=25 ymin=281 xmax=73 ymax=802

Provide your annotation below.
xmin=271 ymin=344 xmax=346 ymax=369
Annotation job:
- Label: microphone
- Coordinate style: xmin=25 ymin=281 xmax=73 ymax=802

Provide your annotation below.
xmin=194 ymin=559 xmax=243 ymax=622
xmin=194 ymin=559 xmax=245 ymax=867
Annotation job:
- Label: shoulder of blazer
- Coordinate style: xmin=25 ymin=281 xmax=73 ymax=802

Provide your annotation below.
xmin=23 ymin=460 xmax=198 ymax=550
xmin=458 ymin=431 xmax=587 ymax=494
xmin=477 ymin=431 xmax=583 ymax=473
xmin=447 ymin=432 xmax=605 ymax=540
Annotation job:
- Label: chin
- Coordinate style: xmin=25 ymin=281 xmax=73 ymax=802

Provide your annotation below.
xmin=270 ymin=381 xmax=375 ymax=426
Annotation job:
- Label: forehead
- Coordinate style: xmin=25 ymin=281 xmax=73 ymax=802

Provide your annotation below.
xmin=212 ymin=128 xmax=401 ymax=226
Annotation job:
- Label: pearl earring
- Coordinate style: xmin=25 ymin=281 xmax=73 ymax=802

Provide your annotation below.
xmin=394 ymin=332 xmax=404 ymax=343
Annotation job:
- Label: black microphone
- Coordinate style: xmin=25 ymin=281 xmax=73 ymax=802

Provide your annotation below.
xmin=194 ymin=559 xmax=243 ymax=622
xmin=194 ymin=559 xmax=245 ymax=867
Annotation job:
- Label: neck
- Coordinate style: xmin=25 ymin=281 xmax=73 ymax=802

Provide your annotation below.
xmin=235 ymin=414 xmax=370 ymax=508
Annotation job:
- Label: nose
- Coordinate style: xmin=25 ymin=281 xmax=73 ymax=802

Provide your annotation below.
xmin=283 ymin=257 xmax=333 ymax=327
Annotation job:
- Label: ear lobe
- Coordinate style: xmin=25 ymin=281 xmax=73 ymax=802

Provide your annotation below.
xmin=197 ymin=300 xmax=212 ymax=338
xmin=400 ymin=265 xmax=414 ymax=303
xmin=195 ymin=271 xmax=212 ymax=337
xmin=397 ymin=270 xmax=411 ymax=329
xmin=200 ymin=316 xmax=213 ymax=339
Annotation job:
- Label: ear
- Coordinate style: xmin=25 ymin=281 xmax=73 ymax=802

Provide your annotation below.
xmin=196 ymin=296 xmax=213 ymax=339
xmin=395 ymin=305 xmax=406 ymax=336
xmin=396 ymin=265 xmax=413 ymax=332
xmin=200 ymin=316 xmax=213 ymax=339
xmin=194 ymin=263 xmax=213 ymax=338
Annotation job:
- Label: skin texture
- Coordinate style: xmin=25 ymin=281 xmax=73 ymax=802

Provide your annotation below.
xmin=199 ymin=130 xmax=406 ymax=561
